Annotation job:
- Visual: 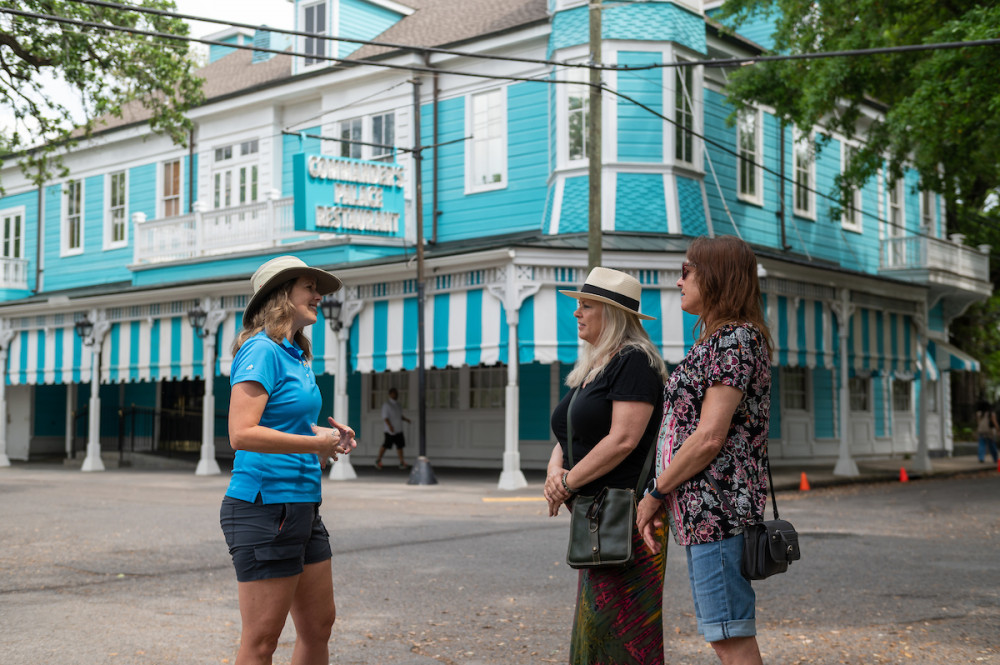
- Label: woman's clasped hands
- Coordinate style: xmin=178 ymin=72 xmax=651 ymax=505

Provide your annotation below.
xmin=311 ymin=417 xmax=357 ymax=467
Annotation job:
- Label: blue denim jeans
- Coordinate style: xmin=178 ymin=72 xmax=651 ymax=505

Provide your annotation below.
xmin=685 ymin=534 xmax=757 ymax=642
xmin=978 ymin=435 xmax=998 ymax=463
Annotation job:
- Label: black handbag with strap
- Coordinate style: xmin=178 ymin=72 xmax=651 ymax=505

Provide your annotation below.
xmin=703 ymin=462 xmax=801 ymax=580
xmin=564 ymin=388 xmax=657 ymax=569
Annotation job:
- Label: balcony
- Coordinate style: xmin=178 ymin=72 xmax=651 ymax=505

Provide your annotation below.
xmin=880 ymin=234 xmax=992 ymax=319
xmin=0 ymin=257 xmax=28 ymax=290
xmin=132 ymin=193 xmax=316 ymax=266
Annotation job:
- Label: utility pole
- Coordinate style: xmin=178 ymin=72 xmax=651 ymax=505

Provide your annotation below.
xmin=587 ymin=0 xmax=602 ymax=271
xmin=409 ymin=75 xmax=437 ymax=485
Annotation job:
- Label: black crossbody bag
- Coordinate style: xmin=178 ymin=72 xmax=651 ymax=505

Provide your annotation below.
xmin=564 ymin=388 xmax=657 ymax=569
xmin=703 ymin=462 xmax=801 ymax=580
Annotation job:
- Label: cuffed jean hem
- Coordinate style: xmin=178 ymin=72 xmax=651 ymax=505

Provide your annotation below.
xmin=700 ymin=617 xmax=757 ymax=643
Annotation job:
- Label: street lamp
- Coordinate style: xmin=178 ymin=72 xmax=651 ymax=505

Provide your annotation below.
xmin=320 ymin=295 xmax=343 ymax=332
xmin=187 ymin=306 xmax=210 ymax=339
xmin=75 ymin=313 xmax=104 ymax=472
xmin=322 ymin=293 xmax=357 ymax=480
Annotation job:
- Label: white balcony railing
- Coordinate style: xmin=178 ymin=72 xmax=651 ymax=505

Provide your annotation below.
xmin=0 ymin=257 xmax=29 ymax=289
xmin=132 ymin=193 xmax=303 ymax=266
xmin=880 ymin=234 xmax=990 ymax=283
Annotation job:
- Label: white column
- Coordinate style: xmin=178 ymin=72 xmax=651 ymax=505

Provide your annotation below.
xmin=912 ymin=312 xmax=932 ymax=472
xmin=832 ymin=290 xmax=859 ymax=477
xmin=196 ymin=302 xmax=227 ymax=476
xmin=65 ymin=383 xmax=75 ymax=459
xmin=488 ymin=259 xmax=540 ymax=491
xmin=81 ymin=319 xmax=110 ymax=472
xmin=330 ymin=300 xmax=363 ymax=481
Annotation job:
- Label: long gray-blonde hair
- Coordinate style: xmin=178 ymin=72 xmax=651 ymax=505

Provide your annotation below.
xmin=232 ymin=279 xmax=313 ymax=360
xmin=565 ymin=300 xmax=668 ymax=388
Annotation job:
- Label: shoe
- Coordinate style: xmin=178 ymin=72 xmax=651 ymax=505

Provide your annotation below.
xmin=374 ymin=460 xmax=383 ymax=470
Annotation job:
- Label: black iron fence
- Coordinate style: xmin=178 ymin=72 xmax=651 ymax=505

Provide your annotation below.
xmin=71 ymin=405 xmax=228 ymax=463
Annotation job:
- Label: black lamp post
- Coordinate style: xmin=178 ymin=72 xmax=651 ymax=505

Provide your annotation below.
xmin=74 ymin=317 xmax=94 ymax=344
xmin=320 ymin=295 xmax=343 ymax=332
xmin=187 ymin=305 xmax=210 ymax=339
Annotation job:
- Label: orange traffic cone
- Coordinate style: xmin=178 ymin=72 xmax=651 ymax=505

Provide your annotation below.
xmin=899 ymin=467 xmax=909 ymax=483
xmin=798 ymin=472 xmax=811 ymax=491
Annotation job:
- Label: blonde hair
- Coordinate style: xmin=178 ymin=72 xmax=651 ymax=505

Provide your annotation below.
xmin=566 ymin=300 xmax=668 ymax=388
xmin=232 ymin=279 xmax=313 ymax=360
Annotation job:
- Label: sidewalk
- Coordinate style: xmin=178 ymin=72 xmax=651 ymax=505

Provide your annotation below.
xmin=768 ymin=453 xmax=995 ymax=491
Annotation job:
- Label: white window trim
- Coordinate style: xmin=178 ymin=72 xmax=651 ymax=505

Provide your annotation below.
xmin=338 ymin=117 xmax=364 ymax=160
xmin=780 ymin=366 xmax=810 ymax=413
xmin=792 ymin=126 xmax=816 ymax=220
xmin=886 ymin=174 xmax=905 ymax=238
xmin=104 ymin=170 xmax=129 ymax=250
xmin=668 ymin=51 xmax=703 ymax=171
xmin=370 ymin=111 xmax=396 ymax=162
xmin=159 ymin=158 xmax=184 ymax=219
xmin=848 ymin=375 xmax=871 ymax=412
xmin=840 ymin=142 xmax=863 ymax=233
xmin=919 ymin=189 xmax=937 ymax=235
xmin=464 ymin=88 xmax=508 ymax=194
xmin=0 ymin=205 xmax=27 ymax=260
xmin=61 ymin=179 xmax=84 ymax=257
xmin=736 ymin=106 xmax=763 ymax=206
xmin=298 ymin=0 xmax=330 ymax=71
xmin=560 ymin=64 xmax=590 ymax=170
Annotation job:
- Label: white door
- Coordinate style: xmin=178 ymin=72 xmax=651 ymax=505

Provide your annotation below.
xmin=6 ymin=385 xmax=32 ymax=461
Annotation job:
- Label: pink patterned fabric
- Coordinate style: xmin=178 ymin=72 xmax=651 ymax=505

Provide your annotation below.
xmin=656 ymin=323 xmax=771 ymax=546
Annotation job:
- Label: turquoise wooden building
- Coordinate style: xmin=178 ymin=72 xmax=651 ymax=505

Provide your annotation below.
xmin=0 ymin=0 xmax=989 ymax=486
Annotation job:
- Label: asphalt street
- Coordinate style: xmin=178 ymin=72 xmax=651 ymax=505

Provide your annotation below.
xmin=1 ymin=463 xmax=998 ymax=664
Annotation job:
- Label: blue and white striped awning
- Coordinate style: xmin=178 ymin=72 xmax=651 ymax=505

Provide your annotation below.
xmin=764 ymin=294 xmax=917 ymax=373
xmin=928 ymin=339 xmax=980 ymax=373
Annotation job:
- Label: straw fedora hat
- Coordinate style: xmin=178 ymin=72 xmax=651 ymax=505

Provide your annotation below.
xmin=244 ymin=256 xmax=342 ymax=321
xmin=559 ymin=267 xmax=654 ymax=320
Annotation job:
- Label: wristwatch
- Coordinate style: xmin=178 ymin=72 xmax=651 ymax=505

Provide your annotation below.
xmin=646 ymin=478 xmax=665 ymax=501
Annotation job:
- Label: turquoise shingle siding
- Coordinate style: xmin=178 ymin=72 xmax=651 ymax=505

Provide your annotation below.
xmin=616 ymin=173 xmax=667 ymax=232
xmin=677 ymin=175 xmax=707 ymax=236
xmin=422 ymin=83 xmax=549 ymax=243
xmin=550 ymin=2 xmax=706 ymax=55
xmin=617 ymin=52 xmax=663 ymax=163
xmin=338 ymin=0 xmax=404 ymax=59
xmin=559 ymin=176 xmax=589 ymax=233
xmin=706 ymin=5 xmax=777 ymax=51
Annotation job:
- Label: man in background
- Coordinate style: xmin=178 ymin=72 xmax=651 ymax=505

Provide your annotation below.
xmin=375 ymin=387 xmax=410 ymax=469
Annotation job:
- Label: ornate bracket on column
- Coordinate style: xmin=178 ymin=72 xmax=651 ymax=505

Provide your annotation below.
xmin=195 ymin=299 xmax=228 ymax=477
xmin=486 ymin=261 xmax=541 ymax=491
xmin=0 ymin=319 xmax=16 ymax=467
xmin=80 ymin=310 xmax=110 ymax=472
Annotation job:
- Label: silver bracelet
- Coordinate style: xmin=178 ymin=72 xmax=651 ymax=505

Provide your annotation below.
xmin=561 ymin=471 xmax=577 ymax=494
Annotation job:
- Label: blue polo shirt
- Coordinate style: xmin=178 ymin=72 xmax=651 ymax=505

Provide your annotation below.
xmin=225 ymin=332 xmax=323 ymax=504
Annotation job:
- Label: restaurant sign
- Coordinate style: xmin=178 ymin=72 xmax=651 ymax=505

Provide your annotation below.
xmin=292 ymin=154 xmax=405 ymax=236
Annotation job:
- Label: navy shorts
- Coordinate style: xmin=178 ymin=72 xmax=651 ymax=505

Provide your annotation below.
xmin=382 ymin=432 xmax=405 ymax=449
xmin=220 ymin=495 xmax=332 ymax=582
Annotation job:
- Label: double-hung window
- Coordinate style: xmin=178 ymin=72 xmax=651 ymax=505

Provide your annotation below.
xmin=107 ymin=170 xmax=127 ymax=248
xmin=780 ymin=367 xmax=809 ymax=411
xmin=848 ymin=376 xmax=870 ymax=411
xmin=302 ymin=2 xmax=326 ymax=67
xmin=566 ymin=68 xmax=589 ymax=164
xmin=340 ymin=118 xmax=363 ymax=159
xmin=737 ymin=108 xmax=762 ymax=203
xmin=1 ymin=207 xmax=24 ymax=261
xmin=841 ymin=144 xmax=862 ymax=232
xmin=674 ymin=64 xmax=695 ymax=164
xmin=470 ymin=366 xmax=506 ymax=409
xmin=213 ymin=142 xmax=259 ymax=208
xmin=371 ymin=112 xmax=395 ymax=162
xmin=892 ymin=379 xmax=912 ymax=412
xmin=467 ymin=88 xmax=507 ymax=192
xmin=793 ymin=127 xmax=815 ymax=217
xmin=162 ymin=159 xmax=181 ymax=218
xmin=920 ymin=189 xmax=935 ymax=233
xmin=64 ymin=179 xmax=83 ymax=254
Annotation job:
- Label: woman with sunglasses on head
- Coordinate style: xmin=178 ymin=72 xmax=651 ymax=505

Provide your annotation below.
xmin=220 ymin=255 xmax=357 ymax=665
xmin=544 ymin=266 xmax=669 ymax=664
xmin=637 ymin=236 xmax=773 ymax=665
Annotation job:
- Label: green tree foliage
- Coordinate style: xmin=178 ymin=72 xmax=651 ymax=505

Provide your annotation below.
xmin=714 ymin=0 xmax=1000 ymax=229
xmin=0 ymin=0 xmax=204 ymax=185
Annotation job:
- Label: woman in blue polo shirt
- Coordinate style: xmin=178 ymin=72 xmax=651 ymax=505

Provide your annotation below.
xmin=220 ymin=255 xmax=356 ymax=665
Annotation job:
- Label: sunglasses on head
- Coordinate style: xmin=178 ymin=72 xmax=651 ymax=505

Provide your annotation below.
xmin=681 ymin=261 xmax=696 ymax=280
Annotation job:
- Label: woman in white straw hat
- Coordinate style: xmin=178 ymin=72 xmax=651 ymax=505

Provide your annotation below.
xmin=219 ymin=255 xmax=356 ymax=665
xmin=544 ymin=266 xmax=669 ymax=664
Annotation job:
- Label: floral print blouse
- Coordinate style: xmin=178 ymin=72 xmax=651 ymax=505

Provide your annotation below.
xmin=656 ymin=322 xmax=771 ymax=546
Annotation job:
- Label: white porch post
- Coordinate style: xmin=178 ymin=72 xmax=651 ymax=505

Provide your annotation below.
xmin=832 ymin=289 xmax=859 ymax=477
xmin=912 ymin=310 xmax=933 ymax=472
xmin=81 ymin=317 xmax=110 ymax=472
xmin=0 ymin=323 xmax=15 ymax=467
xmin=195 ymin=300 xmax=228 ymax=476
xmin=65 ymin=383 xmax=75 ymax=459
xmin=488 ymin=259 xmax=540 ymax=491
xmin=330 ymin=300 xmax=363 ymax=481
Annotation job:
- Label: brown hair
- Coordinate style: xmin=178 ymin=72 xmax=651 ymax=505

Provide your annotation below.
xmin=686 ymin=235 xmax=772 ymax=358
xmin=232 ymin=279 xmax=313 ymax=360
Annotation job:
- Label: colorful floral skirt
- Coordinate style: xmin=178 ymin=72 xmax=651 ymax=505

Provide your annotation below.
xmin=569 ymin=526 xmax=667 ymax=665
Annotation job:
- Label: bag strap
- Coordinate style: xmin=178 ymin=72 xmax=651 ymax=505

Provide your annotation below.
xmin=702 ymin=458 xmax=779 ymax=523
xmin=565 ymin=387 xmax=657 ymax=496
